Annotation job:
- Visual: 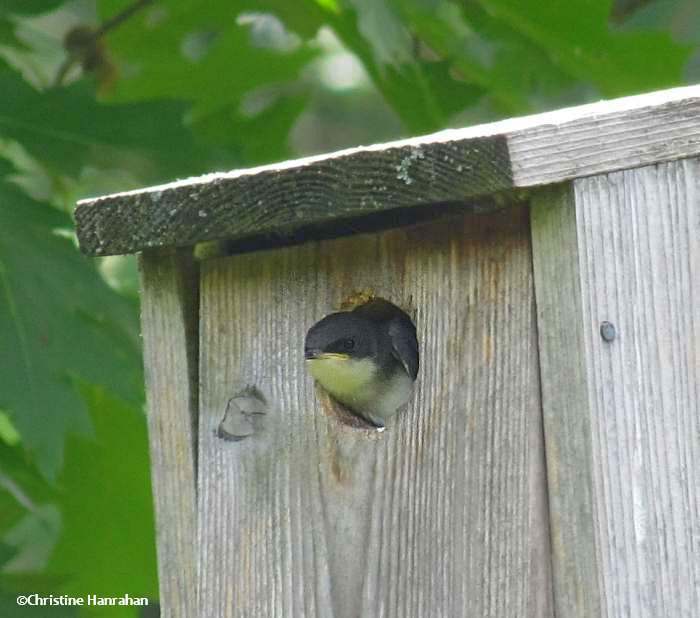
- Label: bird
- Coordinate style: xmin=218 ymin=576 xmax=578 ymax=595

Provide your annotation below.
xmin=304 ymin=298 xmax=419 ymax=428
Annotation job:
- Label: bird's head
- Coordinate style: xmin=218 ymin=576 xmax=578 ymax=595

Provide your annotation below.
xmin=304 ymin=312 xmax=377 ymax=363
xmin=304 ymin=302 xmax=418 ymax=427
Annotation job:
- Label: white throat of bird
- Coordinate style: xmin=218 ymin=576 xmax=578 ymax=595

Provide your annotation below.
xmin=307 ymin=354 xmax=413 ymax=425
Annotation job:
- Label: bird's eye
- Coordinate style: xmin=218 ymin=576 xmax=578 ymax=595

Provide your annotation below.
xmin=343 ymin=338 xmax=355 ymax=351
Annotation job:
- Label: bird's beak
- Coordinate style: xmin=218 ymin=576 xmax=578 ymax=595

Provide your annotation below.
xmin=304 ymin=349 xmax=350 ymax=361
xmin=304 ymin=347 xmax=322 ymax=360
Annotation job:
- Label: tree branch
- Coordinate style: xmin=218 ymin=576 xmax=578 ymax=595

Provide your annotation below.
xmin=53 ymin=0 xmax=155 ymax=88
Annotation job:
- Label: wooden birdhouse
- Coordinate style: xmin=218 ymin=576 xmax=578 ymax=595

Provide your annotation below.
xmin=75 ymin=86 xmax=700 ymax=618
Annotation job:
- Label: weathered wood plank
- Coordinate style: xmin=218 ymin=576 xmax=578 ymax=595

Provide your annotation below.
xmin=530 ymin=185 xmax=602 ymax=617
xmin=139 ymin=249 xmax=199 ymax=618
xmin=532 ymin=159 xmax=700 ymax=617
xmin=197 ymin=208 xmax=552 ymax=617
xmin=76 ymin=85 xmax=700 ymax=256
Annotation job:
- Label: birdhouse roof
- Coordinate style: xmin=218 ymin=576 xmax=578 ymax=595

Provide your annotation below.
xmin=75 ymin=85 xmax=700 ymax=256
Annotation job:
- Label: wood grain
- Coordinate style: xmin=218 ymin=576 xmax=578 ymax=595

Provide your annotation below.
xmin=139 ymin=249 xmax=199 ymax=618
xmin=532 ymin=159 xmax=700 ymax=617
xmin=530 ymin=185 xmax=602 ymax=617
xmin=75 ymin=85 xmax=700 ymax=257
xmin=196 ymin=208 xmax=553 ymax=617
xmin=75 ymin=136 xmax=512 ymax=257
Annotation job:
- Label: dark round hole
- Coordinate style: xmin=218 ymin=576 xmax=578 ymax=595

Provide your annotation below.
xmin=305 ymin=295 xmax=418 ymax=430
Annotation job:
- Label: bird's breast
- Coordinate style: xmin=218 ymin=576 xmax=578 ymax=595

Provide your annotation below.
xmin=307 ymin=357 xmax=378 ymax=402
xmin=308 ymin=357 xmax=414 ymax=426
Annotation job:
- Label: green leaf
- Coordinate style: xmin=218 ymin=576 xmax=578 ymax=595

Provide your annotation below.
xmin=46 ymin=384 xmax=157 ymax=614
xmin=0 ymin=441 xmax=57 ymax=527
xmin=618 ymin=0 xmax=700 ymax=82
xmin=0 ymin=441 xmax=59 ymax=588
xmin=89 ymin=0 xmax=318 ymax=164
xmin=392 ymin=1 xmax=529 ymax=113
xmin=346 ymin=0 xmax=413 ymax=67
xmin=192 ymin=93 xmax=309 ymax=164
xmin=2 ymin=504 xmax=60 ymax=573
xmin=472 ymin=0 xmax=690 ymax=97
xmin=1 ymin=1 xmax=65 ymax=16
xmin=0 ymin=181 xmax=143 ymax=479
xmin=320 ymin=7 xmax=449 ymax=132
xmin=0 ymin=66 xmax=226 ymax=183
xmin=0 ymin=409 xmax=20 ymax=445
xmin=106 ymin=18 xmax=315 ymax=111
xmin=96 ymin=0 xmax=318 ymax=156
xmin=0 ymin=389 xmax=155 ymax=616
xmin=244 ymin=0 xmax=328 ymax=38
xmin=620 ymin=0 xmax=700 ymax=41
xmin=0 ymin=542 xmax=16 ymax=568
xmin=0 ymin=0 xmax=66 ymax=49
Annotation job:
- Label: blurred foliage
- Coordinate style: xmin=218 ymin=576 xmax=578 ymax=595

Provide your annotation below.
xmin=45 ymin=384 xmax=157 ymax=602
xmin=0 ymin=0 xmax=696 ymax=615
xmin=0 ymin=178 xmax=142 ymax=479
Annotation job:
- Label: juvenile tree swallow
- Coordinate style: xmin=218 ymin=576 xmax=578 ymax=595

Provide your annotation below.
xmin=304 ymin=299 xmax=419 ymax=427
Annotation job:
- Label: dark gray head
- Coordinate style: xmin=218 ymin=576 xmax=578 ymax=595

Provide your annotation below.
xmin=304 ymin=312 xmax=379 ymax=361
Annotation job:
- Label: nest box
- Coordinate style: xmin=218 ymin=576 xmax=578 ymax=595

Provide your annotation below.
xmin=75 ymin=86 xmax=700 ymax=618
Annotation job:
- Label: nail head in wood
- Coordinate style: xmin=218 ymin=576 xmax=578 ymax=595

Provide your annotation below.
xmin=599 ymin=321 xmax=616 ymax=342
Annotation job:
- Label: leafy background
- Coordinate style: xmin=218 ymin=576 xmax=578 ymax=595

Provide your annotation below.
xmin=0 ymin=0 xmax=698 ymax=615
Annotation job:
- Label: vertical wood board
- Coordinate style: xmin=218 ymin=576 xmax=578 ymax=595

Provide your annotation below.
xmin=197 ymin=208 xmax=553 ymax=617
xmin=533 ymin=159 xmax=700 ymax=618
xmin=139 ymin=249 xmax=199 ymax=618
xmin=575 ymin=160 xmax=700 ymax=618
xmin=530 ymin=185 xmax=602 ymax=618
